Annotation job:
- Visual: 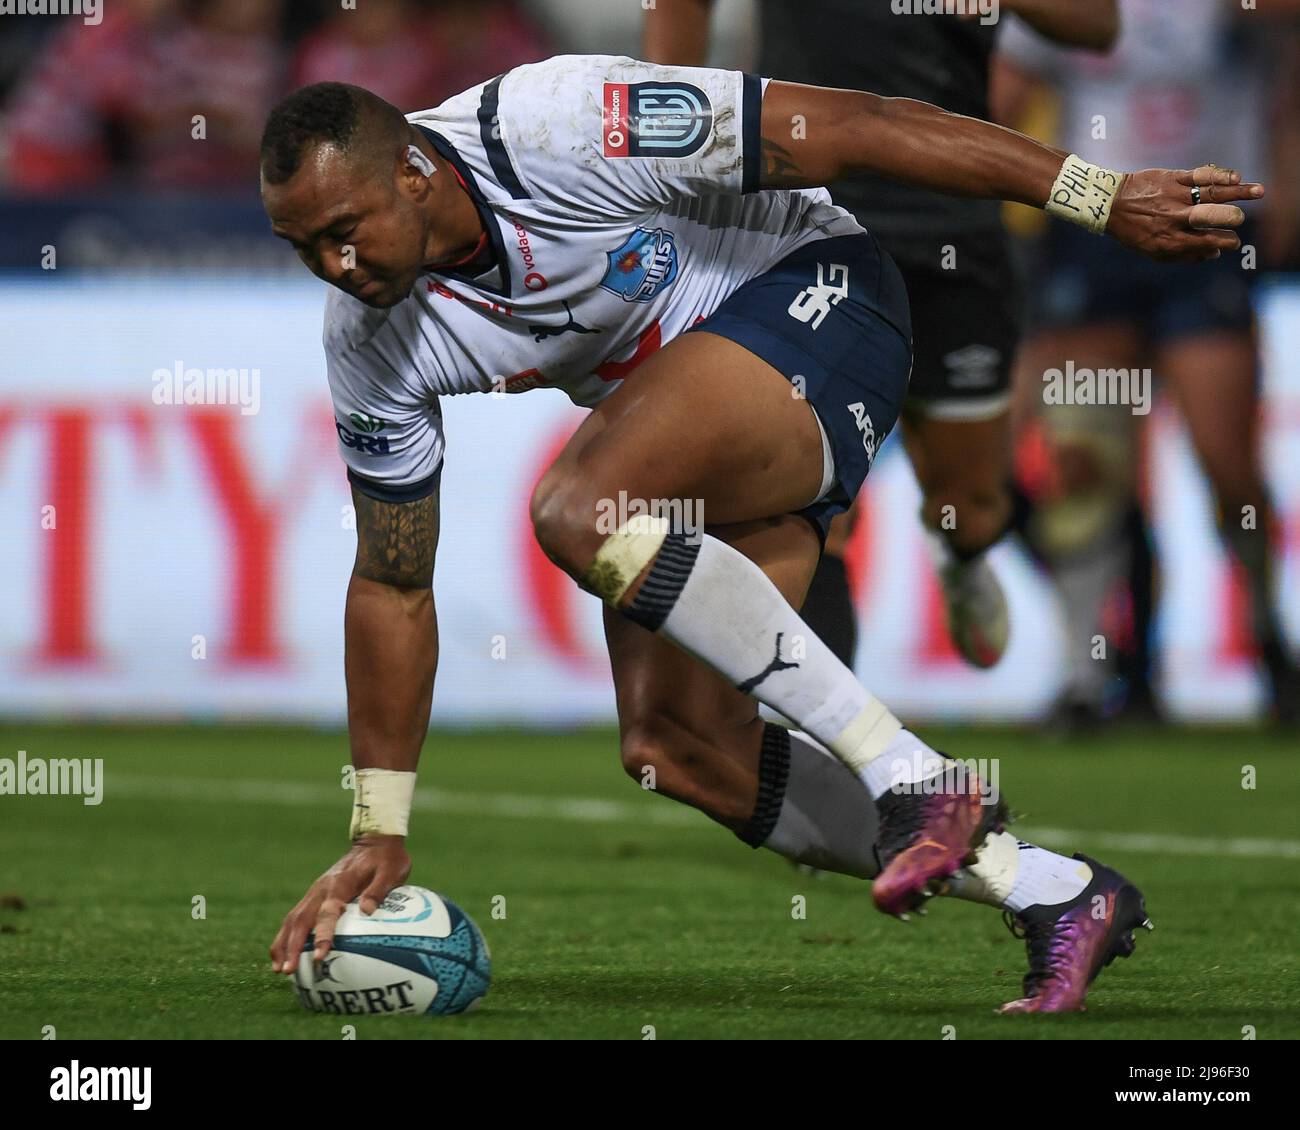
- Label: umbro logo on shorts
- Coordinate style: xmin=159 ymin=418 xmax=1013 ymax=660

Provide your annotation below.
xmin=943 ymin=343 xmax=1002 ymax=389
xmin=787 ymin=263 xmax=849 ymax=331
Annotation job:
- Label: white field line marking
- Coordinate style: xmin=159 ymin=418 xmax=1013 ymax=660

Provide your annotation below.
xmin=107 ymin=774 xmax=698 ymax=826
xmin=105 ymin=775 xmax=1300 ymax=860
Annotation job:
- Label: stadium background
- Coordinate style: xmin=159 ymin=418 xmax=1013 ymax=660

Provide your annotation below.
xmin=0 ymin=0 xmax=1295 ymax=724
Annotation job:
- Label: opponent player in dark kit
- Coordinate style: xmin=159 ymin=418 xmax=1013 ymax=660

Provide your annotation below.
xmin=259 ymin=53 xmax=1260 ymax=1011
xmin=647 ymin=1 xmax=1121 ymax=675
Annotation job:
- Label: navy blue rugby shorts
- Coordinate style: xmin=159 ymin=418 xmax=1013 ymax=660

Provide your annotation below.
xmin=684 ymin=232 xmax=913 ymax=545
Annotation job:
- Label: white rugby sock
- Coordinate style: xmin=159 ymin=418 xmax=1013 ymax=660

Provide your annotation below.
xmin=742 ymin=726 xmax=880 ymax=878
xmin=944 ymin=832 xmax=1092 ymax=913
xmin=623 ymin=532 xmax=906 ymax=787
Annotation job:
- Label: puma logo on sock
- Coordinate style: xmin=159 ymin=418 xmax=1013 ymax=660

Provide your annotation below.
xmin=737 ymin=632 xmax=801 ymax=694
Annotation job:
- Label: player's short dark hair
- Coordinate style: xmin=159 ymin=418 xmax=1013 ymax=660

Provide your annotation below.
xmin=260 ymin=82 xmax=408 ymax=185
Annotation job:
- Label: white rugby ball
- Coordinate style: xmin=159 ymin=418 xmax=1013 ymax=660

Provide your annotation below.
xmin=292 ymin=885 xmax=490 ymax=1017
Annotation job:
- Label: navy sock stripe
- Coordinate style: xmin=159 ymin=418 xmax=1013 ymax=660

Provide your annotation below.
xmin=622 ymin=532 xmax=701 ymax=631
xmin=737 ymin=723 xmax=792 ymax=848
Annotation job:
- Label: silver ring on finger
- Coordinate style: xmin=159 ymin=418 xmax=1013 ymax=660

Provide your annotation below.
xmin=1191 ymin=185 xmax=1202 ymax=206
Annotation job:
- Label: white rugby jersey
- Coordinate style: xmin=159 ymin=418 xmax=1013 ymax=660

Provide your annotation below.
xmin=325 ymin=53 xmax=865 ymax=500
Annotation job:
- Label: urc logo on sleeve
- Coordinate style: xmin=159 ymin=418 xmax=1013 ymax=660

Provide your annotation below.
xmin=602 ymin=82 xmax=713 ymax=158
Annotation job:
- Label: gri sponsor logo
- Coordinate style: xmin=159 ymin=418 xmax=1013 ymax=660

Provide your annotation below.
xmin=336 ymin=417 xmax=392 ymax=455
xmin=50 ymin=1062 xmax=151 ymax=1110
xmin=348 ymin=412 xmax=387 ymax=434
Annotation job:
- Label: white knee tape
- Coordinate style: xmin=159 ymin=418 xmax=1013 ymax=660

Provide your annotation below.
xmin=582 ymin=514 xmax=670 ymax=604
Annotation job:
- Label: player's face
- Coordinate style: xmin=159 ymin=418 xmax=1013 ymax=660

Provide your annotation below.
xmin=263 ymin=144 xmax=428 ymax=309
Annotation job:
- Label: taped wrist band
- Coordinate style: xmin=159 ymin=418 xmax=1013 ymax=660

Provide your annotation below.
xmin=1045 ymin=154 xmax=1125 ymax=234
xmin=350 ymin=768 xmax=417 ymax=840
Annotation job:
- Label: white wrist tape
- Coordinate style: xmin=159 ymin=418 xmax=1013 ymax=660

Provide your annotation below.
xmin=1045 ymin=154 xmax=1125 ymax=234
xmin=350 ymin=768 xmax=417 ymax=840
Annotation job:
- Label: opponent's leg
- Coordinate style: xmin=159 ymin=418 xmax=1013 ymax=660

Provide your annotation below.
xmin=605 ymin=514 xmax=880 ymax=878
xmin=891 ymin=237 xmax=1022 ymax=670
xmin=1016 ymin=322 xmax=1145 ymax=721
xmin=901 ymin=407 xmax=1013 ymax=668
xmin=1159 ymin=330 xmax=1299 ymax=722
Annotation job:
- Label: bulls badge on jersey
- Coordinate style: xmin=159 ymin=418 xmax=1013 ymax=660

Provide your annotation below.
xmin=601 ymin=227 xmax=680 ymax=303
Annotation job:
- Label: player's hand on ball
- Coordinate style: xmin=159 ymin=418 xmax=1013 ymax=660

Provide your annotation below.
xmin=269 ymin=835 xmax=411 ymax=974
xmin=1108 ymin=165 xmax=1264 ymax=263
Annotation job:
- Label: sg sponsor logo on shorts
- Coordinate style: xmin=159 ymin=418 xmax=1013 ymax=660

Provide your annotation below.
xmin=788 ymin=263 xmax=849 ymax=331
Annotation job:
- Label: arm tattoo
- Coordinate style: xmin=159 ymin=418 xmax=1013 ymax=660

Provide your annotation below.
xmin=352 ymin=485 xmax=440 ymax=589
xmin=760 ymin=136 xmax=805 ymax=189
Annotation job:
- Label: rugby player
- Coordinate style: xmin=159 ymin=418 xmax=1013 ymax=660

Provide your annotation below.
xmin=260 ymin=55 xmax=1259 ymax=1011
xmin=645 ymin=0 xmax=1121 ymax=673
xmin=997 ymin=0 xmax=1300 ymax=725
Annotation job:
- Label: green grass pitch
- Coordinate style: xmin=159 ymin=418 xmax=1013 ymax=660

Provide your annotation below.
xmin=1 ymin=722 xmax=1296 ymax=1040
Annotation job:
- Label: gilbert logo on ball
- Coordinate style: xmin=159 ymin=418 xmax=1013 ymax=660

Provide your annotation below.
xmin=293 ymin=886 xmax=490 ymax=1017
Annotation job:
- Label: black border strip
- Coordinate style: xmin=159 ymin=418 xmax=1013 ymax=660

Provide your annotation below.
xmin=346 ymin=464 xmax=443 ymax=504
xmin=741 ymin=72 xmax=764 ymax=194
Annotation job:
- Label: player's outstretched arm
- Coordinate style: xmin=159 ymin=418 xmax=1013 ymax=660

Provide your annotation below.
xmin=758 ymin=82 xmax=1264 ymax=264
xmin=269 ymin=485 xmax=441 ymax=974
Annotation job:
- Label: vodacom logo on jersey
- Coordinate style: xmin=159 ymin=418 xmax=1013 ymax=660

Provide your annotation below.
xmin=512 ymin=221 xmax=548 ymax=291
